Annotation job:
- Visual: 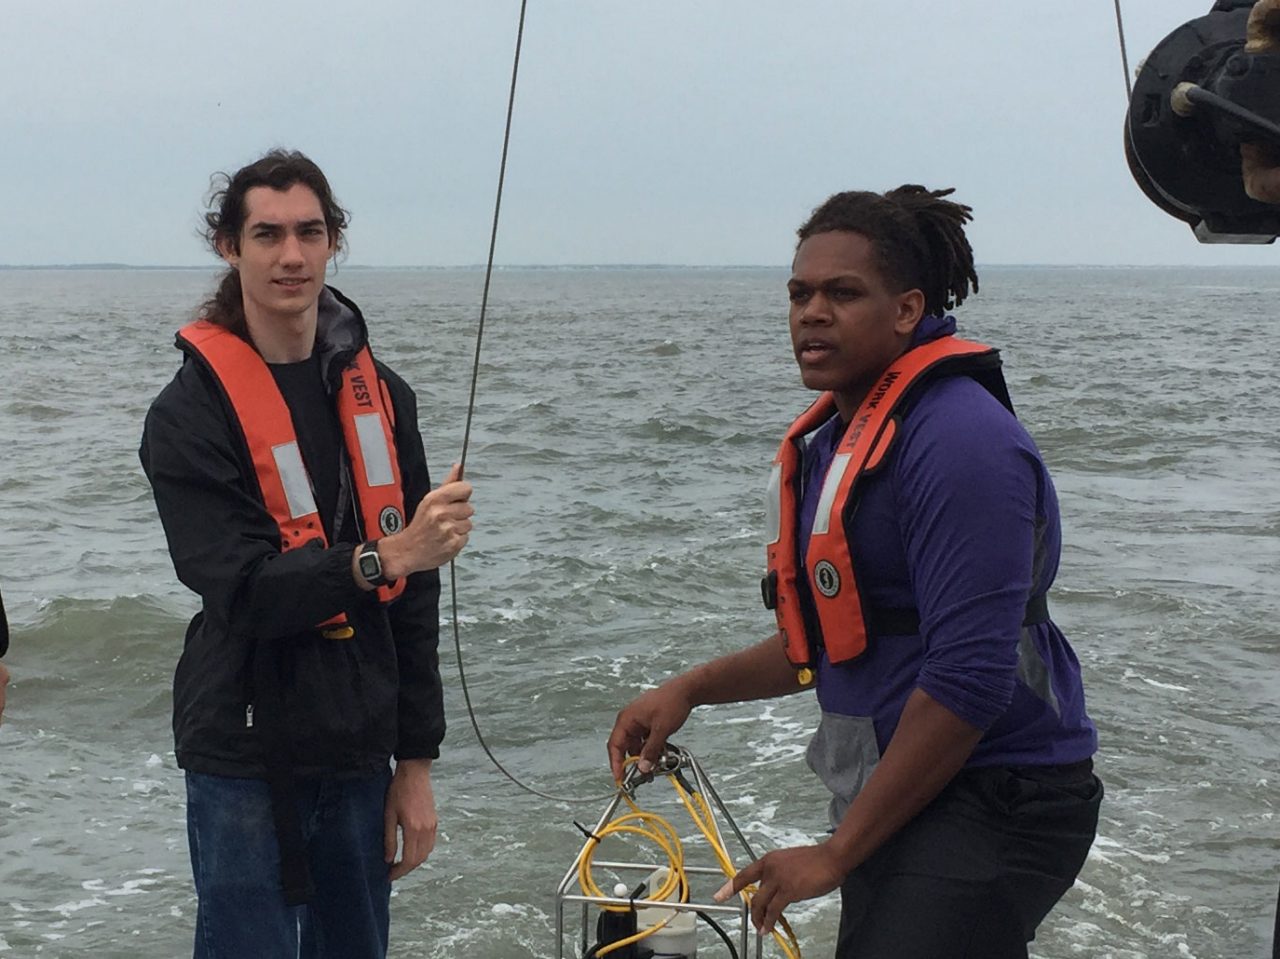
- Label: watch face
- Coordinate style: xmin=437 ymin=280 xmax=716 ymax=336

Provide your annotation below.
xmin=359 ymin=550 xmax=381 ymax=580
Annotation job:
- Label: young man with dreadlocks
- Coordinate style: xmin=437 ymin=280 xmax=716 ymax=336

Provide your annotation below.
xmin=608 ymin=186 xmax=1100 ymax=958
xmin=141 ymin=149 xmax=474 ymax=958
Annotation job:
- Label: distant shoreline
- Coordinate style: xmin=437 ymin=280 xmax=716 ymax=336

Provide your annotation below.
xmin=1 ymin=262 xmax=1273 ymax=272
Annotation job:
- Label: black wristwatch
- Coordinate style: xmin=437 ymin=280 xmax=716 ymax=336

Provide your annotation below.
xmin=357 ymin=539 xmax=392 ymax=588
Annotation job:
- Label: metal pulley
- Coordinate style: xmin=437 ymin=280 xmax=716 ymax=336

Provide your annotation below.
xmin=1125 ymin=0 xmax=1280 ymax=242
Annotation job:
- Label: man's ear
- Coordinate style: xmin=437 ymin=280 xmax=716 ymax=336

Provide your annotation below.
xmin=894 ymin=288 xmax=926 ymax=337
xmin=215 ymin=233 xmax=239 ymax=266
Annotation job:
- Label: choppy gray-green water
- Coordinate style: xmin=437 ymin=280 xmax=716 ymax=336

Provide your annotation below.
xmin=1 ymin=266 xmax=1278 ymax=958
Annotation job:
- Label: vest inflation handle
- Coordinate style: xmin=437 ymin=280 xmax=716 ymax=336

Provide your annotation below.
xmin=761 ymin=570 xmax=778 ymax=610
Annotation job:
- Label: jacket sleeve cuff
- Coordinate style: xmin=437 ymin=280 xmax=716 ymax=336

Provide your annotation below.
xmin=394 ymin=739 xmax=443 ymax=762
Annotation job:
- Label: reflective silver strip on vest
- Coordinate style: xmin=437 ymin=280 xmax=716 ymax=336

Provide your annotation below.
xmin=812 ymin=453 xmax=852 ymax=536
xmin=354 ymin=413 xmax=395 ymax=487
xmin=271 ymin=441 xmax=318 ymax=519
xmin=765 ymin=463 xmax=782 ymax=545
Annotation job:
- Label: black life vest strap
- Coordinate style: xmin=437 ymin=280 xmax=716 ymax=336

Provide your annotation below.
xmin=253 ymin=645 xmax=315 ymax=906
xmin=0 ymin=584 xmax=8 ymax=657
xmin=869 ymin=593 xmax=1050 ymax=637
xmin=265 ymin=771 xmax=313 ymax=906
xmin=1271 ymin=878 xmax=1279 ymax=959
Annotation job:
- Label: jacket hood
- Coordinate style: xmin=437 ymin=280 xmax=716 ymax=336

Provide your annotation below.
xmin=315 ymin=286 xmax=370 ymax=389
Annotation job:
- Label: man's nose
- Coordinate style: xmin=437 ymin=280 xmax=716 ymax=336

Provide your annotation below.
xmin=799 ymin=292 xmax=831 ymax=323
xmin=280 ymin=233 xmax=305 ymax=265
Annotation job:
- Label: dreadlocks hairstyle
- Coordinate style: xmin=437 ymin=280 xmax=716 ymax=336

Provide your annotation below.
xmin=796 ymin=185 xmax=978 ymax=318
xmin=197 ymin=149 xmax=350 ymax=336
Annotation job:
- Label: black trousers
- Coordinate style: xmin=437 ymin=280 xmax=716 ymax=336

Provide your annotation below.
xmin=835 ymin=762 xmax=1102 ymax=959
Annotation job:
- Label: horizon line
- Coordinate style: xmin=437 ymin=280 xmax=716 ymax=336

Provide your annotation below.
xmin=1 ymin=261 xmax=1273 ymax=271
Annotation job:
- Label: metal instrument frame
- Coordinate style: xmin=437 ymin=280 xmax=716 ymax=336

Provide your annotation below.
xmin=553 ymin=745 xmax=769 ymax=958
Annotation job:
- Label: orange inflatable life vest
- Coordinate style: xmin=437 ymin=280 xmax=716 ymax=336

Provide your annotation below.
xmin=763 ymin=336 xmax=1010 ymax=677
xmin=177 ymin=320 xmax=407 ymax=638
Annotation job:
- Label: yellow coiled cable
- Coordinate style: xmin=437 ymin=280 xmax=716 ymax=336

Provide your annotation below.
xmin=576 ymin=792 xmax=688 ymax=957
xmin=576 ymin=759 xmax=801 ymax=959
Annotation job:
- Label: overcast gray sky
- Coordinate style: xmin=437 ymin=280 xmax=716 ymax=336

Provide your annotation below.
xmin=5 ymin=1 xmax=1276 ymax=267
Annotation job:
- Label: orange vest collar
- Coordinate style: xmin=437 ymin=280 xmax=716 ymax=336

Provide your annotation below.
xmin=177 ymin=320 xmax=407 ymax=635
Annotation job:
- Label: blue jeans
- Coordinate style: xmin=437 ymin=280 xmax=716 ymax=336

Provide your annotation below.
xmin=185 ymin=768 xmax=393 ymax=959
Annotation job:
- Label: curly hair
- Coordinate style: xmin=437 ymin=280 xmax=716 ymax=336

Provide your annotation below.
xmin=198 ymin=149 xmax=350 ymax=334
xmin=796 ymin=185 xmax=978 ymax=318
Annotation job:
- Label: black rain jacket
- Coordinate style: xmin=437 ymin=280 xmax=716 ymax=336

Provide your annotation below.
xmin=139 ymin=287 xmax=444 ymax=778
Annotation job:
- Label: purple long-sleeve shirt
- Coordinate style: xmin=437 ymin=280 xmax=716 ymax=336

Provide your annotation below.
xmin=799 ymin=317 xmax=1096 ymax=770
